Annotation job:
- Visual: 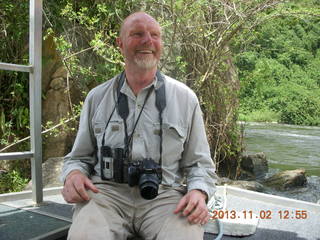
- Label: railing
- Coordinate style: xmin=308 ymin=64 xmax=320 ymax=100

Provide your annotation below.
xmin=0 ymin=0 xmax=43 ymax=204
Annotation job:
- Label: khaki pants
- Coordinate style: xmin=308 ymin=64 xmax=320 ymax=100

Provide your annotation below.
xmin=68 ymin=181 xmax=203 ymax=240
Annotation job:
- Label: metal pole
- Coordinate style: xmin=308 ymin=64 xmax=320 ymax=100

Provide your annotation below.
xmin=0 ymin=63 xmax=32 ymax=72
xmin=0 ymin=152 xmax=34 ymax=160
xmin=29 ymin=0 xmax=43 ymax=204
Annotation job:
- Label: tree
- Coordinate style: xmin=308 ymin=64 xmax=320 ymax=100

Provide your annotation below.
xmin=2 ymin=0 xmax=300 ymax=182
xmin=234 ymin=0 xmax=320 ymax=125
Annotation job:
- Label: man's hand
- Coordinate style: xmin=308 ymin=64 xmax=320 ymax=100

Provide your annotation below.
xmin=61 ymin=170 xmax=99 ymax=203
xmin=174 ymin=189 xmax=209 ymax=225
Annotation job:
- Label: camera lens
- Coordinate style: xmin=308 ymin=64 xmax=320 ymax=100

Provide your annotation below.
xmin=139 ymin=174 xmax=159 ymax=200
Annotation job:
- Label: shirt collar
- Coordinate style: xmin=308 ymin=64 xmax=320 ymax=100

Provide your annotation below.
xmin=120 ymin=75 xmax=158 ymax=99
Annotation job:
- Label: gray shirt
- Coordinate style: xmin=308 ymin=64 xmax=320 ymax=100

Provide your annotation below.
xmin=61 ymin=73 xmax=217 ymax=199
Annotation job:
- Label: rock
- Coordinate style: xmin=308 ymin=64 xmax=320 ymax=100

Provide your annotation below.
xmin=41 ymin=35 xmax=79 ymax=161
xmin=42 ymin=86 xmax=73 ymax=160
xmin=217 ymin=178 xmax=265 ymax=192
xmin=217 ymin=177 xmax=232 ymax=185
xmin=239 ymin=152 xmax=268 ymax=180
xmin=50 ymin=77 xmax=65 ymax=90
xmin=263 ymin=169 xmax=307 ymax=190
xmin=52 ymin=66 xmax=68 ymax=79
xmin=42 ymin=35 xmax=64 ymax=92
xmin=25 ymin=157 xmax=64 ymax=190
xmin=42 ymin=130 xmax=74 ymax=163
xmin=42 ymin=157 xmax=64 ymax=188
xmin=43 ymin=87 xmax=69 ymax=122
xmin=226 ymin=180 xmax=265 ymax=192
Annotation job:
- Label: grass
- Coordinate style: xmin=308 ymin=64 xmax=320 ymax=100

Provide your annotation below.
xmin=239 ymin=109 xmax=280 ymax=123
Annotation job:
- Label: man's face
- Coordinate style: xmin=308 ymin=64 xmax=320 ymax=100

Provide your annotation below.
xmin=117 ymin=14 xmax=162 ymax=70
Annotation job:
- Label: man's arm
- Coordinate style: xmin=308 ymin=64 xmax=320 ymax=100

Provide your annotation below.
xmin=61 ymin=91 xmax=99 ymax=203
xmin=182 ymin=101 xmax=217 ymax=198
xmin=175 ymin=99 xmax=218 ymax=224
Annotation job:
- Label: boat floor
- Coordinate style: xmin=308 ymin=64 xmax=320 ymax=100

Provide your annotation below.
xmin=0 ymin=189 xmax=72 ymax=240
xmin=0 ymin=186 xmax=319 ymax=240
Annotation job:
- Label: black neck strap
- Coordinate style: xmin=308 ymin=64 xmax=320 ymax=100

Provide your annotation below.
xmin=154 ymin=71 xmax=166 ymax=165
xmin=102 ymin=71 xmax=166 ymax=166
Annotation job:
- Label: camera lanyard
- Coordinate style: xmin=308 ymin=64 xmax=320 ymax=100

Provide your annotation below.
xmin=120 ymin=84 xmax=153 ymax=158
xmin=101 ymin=71 xmax=166 ymax=166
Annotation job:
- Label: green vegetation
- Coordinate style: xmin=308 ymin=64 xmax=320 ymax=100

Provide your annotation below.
xmin=0 ymin=1 xmax=319 ymax=192
xmin=0 ymin=170 xmax=29 ymax=194
xmin=0 ymin=2 xmax=31 ymax=192
xmin=44 ymin=0 xmax=128 ymax=87
xmin=234 ymin=1 xmax=320 ymax=125
xmin=0 ymin=2 xmax=30 ymax=148
xmin=239 ymin=109 xmax=280 ymax=123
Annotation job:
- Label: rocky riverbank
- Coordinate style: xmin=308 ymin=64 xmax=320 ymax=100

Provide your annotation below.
xmin=217 ymin=152 xmax=320 ymax=203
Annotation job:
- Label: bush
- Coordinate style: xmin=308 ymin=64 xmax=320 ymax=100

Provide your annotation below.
xmin=0 ymin=170 xmax=29 ymax=194
xmin=276 ymin=85 xmax=320 ymax=125
xmin=234 ymin=3 xmax=320 ymax=126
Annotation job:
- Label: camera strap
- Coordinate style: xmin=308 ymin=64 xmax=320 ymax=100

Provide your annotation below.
xmin=101 ymin=71 xmax=166 ymax=166
xmin=154 ymin=71 xmax=166 ymax=166
xmin=117 ymin=71 xmax=166 ymax=167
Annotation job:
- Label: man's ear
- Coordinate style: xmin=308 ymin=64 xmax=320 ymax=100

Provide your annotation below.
xmin=116 ymin=37 xmax=122 ymax=50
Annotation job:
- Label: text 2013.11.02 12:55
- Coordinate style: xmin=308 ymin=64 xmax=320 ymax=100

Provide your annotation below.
xmin=210 ymin=209 xmax=308 ymax=220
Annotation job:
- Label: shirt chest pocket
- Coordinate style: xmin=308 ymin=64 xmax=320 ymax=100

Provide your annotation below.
xmin=151 ymin=122 xmax=187 ymax=165
xmin=94 ymin=120 xmax=124 ymax=148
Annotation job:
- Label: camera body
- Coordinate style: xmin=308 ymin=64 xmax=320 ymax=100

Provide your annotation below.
xmin=128 ymin=158 xmax=162 ymax=200
xmin=101 ymin=146 xmax=162 ymax=200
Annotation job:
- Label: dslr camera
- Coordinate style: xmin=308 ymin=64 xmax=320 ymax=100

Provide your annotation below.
xmin=127 ymin=158 xmax=162 ymax=200
xmin=101 ymin=146 xmax=162 ymax=200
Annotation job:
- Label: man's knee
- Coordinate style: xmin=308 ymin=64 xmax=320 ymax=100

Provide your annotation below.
xmin=156 ymin=214 xmax=204 ymax=240
xmin=68 ymin=199 xmax=131 ymax=240
xmin=68 ymin=200 xmax=112 ymax=240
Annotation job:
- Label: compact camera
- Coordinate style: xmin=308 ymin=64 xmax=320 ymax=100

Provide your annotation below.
xmin=101 ymin=146 xmax=162 ymax=200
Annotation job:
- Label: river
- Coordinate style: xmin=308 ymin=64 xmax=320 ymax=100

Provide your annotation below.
xmin=243 ymin=122 xmax=320 ymax=203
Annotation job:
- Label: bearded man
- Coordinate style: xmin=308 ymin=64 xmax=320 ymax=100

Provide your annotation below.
xmin=61 ymin=12 xmax=217 ymax=240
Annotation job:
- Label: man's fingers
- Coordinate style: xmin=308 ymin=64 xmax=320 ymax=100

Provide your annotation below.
xmin=187 ymin=201 xmax=207 ymax=222
xmin=174 ymin=196 xmax=187 ymax=214
xmin=190 ymin=208 xmax=208 ymax=224
xmin=62 ymin=171 xmax=98 ymax=203
xmin=73 ymin=181 xmax=90 ymax=201
xmin=62 ymin=185 xmax=82 ymax=203
xmin=182 ymin=200 xmax=197 ymax=216
xmin=187 ymin=203 xmax=203 ymax=221
xmin=84 ymin=178 xmax=99 ymax=193
xmin=201 ymin=214 xmax=211 ymax=225
xmin=174 ymin=190 xmax=209 ymax=224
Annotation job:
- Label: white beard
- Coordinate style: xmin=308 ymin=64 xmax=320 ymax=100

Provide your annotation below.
xmin=134 ymin=55 xmax=159 ymax=69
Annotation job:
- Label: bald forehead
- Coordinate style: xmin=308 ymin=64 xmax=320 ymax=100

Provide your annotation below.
xmin=120 ymin=12 xmax=161 ymax=37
